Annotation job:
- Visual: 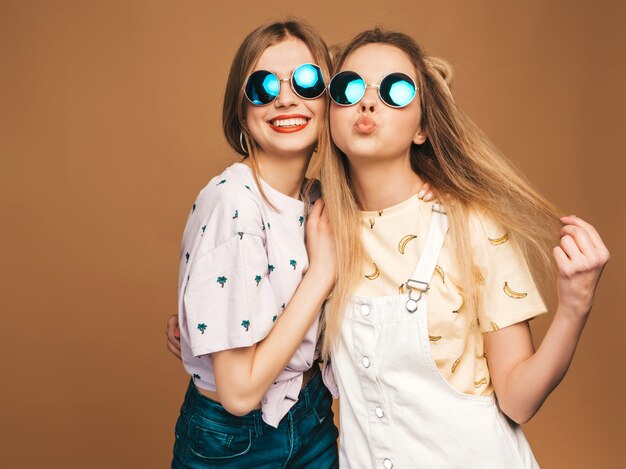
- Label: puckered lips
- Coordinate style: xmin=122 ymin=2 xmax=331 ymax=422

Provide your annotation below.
xmin=267 ymin=114 xmax=311 ymax=133
xmin=355 ymin=116 xmax=377 ymax=135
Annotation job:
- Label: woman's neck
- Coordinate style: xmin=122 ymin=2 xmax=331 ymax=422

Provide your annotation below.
xmin=244 ymin=151 xmax=309 ymax=199
xmin=349 ymin=156 xmax=424 ymax=211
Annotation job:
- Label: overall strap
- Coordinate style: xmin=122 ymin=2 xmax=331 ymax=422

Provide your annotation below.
xmin=405 ymin=203 xmax=449 ymax=312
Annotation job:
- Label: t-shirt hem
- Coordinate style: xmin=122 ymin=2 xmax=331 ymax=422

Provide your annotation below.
xmin=480 ymin=308 xmax=548 ymax=333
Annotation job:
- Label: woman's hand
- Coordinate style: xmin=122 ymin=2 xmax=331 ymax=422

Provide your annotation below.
xmin=417 ymin=182 xmax=435 ymax=202
xmin=165 ymin=314 xmax=182 ymax=360
xmin=305 ymin=198 xmax=337 ymax=290
xmin=553 ymin=215 xmax=610 ymax=321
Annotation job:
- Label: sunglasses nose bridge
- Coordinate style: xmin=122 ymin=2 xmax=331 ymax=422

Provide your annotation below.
xmin=359 ymin=84 xmax=381 ymax=109
xmin=273 ymin=77 xmax=299 ymax=106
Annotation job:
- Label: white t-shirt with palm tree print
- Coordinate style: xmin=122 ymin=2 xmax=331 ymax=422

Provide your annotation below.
xmin=177 ymin=162 xmax=319 ymax=427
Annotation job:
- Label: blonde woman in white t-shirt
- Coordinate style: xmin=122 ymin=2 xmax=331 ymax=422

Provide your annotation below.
xmin=314 ymin=28 xmax=609 ymax=468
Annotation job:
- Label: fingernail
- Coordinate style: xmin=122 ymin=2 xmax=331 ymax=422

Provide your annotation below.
xmin=417 ymin=190 xmax=426 ymax=198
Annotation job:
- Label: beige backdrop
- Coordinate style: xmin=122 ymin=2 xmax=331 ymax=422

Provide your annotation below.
xmin=2 ymin=0 xmax=625 ymax=467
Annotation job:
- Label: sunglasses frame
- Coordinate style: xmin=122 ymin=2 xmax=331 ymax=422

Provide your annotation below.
xmin=244 ymin=63 xmax=327 ymax=106
xmin=328 ymin=71 xmax=419 ymax=109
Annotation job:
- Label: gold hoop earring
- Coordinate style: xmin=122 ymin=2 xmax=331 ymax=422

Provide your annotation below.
xmin=239 ymin=131 xmax=248 ymax=155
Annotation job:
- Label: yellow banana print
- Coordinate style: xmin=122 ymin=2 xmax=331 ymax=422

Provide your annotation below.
xmin=503 ymin=281 xmax=527 ymax=299
xmin=434 ymin=265 xmax=446 ymax=283
xmin=365 ymin=263 xmax=380 ymax=280
xmin=378 ymin=209 xmax=383 ymax=216
xmin=451 ymin=356 xmax=462 ymax=373
xmin=398 ymin=234 xmax=417 ymax=254
xmin=474 ymin=377 xmax=487 ymax=388
xmin=369 ymin=218 xmax=375 ymax=229
xmin=490 ymin=322 xmax=499 ymax=331
xmin=429 ymin=335 xmax=442 ymax=342
xmin=399 ymin=283 xmax=406 ymax=294
xmin=488 ymin=232 xmax=510 ymax=245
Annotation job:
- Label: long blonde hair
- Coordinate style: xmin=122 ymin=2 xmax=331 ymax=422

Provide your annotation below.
xmin=222 ymin=19 xmax=332 ymax=206
xmin=314 ymin=28 xmax=562 ymax=359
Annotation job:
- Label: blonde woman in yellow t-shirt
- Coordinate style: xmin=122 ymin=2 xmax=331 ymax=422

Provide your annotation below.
xmin=314 ymin=28 xmax=609 ymax=468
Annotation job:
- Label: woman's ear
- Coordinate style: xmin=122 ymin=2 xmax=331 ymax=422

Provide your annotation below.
xmin=413 ymin=128 xmax=428 ymax=145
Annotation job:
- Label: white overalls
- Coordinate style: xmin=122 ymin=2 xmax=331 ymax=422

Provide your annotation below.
xmin=331 ymin=204 xmax=539 ymax=469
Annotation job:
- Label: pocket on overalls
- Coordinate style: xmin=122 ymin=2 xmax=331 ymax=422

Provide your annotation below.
xmin=188 ymin=415 xmax=253 ymax=462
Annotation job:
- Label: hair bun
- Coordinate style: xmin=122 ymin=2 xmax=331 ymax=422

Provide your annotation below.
xmin=425 ymin=56 xmax=453 ymax=87
xmin=425 ymin=56 xmax=454 ymax=101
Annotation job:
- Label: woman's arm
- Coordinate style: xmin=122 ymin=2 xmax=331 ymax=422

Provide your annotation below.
xmin=165 ymin=184 xmax=436 ymax=361
xmin=485 ymin=215 xmax=609 ymax=424
xmin=211 ymin=198 xmax=335 ymax=416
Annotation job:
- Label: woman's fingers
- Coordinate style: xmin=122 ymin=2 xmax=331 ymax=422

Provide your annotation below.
xmin=308 ymin=197 xmax=324 ymax=222
xmin=417 ymin=182 xmax=436 ymax=202
xmin=166 ymin=314 xmax=180 ymax=340
xmin=559 ymin=235 xmax=583 ymax=262
xmin=560 ymin=224 xmax=595 ymax=258
xmin=560 ymin=216 xmax=610 ymax=265
xmin=167 ymin=340 xmax=182 ymax=360
xmin=560 ymin=216 xmax=604 ymax=250
xmin=165 ymin=314 xmax=183 ymax=361
xmin=553 ymin=246 xmax=570 ymax=269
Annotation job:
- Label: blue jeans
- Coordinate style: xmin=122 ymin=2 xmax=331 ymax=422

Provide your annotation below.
xmin=172 ymin=367 xmax=339 ymax=468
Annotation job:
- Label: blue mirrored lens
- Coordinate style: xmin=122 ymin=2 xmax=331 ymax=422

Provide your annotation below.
xmin=245 ymin=71 xmax=280 ymax=105
xmin=292 ymin=64 xmax=325 ymax=99
xmin=345 ymin=80 xmax=366 ymax=103
xmin=380 ymin=73 xmax=416 ymax=107
xmin=329 ymin=72 xmax=366 ymax=105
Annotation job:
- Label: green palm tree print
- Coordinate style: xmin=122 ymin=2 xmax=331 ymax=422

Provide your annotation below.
xmin=193 ymin=373 xmax=201 ymax=381
xmin=299 ymin=216 xmax=304 ymax=226
xmin=268 ymin=264 xmax=275 ymax=275
xmin=290 ymin=259 xmax=297 ymax=270
xmin=255 ymin=275 xmax=262 ymax=286
xmin=237 ymin=231 xmax=244 ymax=239
xmin=281 ymin=303 xmax=286 ymax=310
xmin=216 ymin=179 xmax=226 ymax=186
xmin=272 ymin=315 xmax=277 ymax=322
xmin=197 ymin=323 xmax=207 ymax=334
xmin=192 ymin=203 xmax=196 ymax=213
xmin=185 ymin=252 xmax=190 ymax=263
xmin=201 ymin=225 xmax=206 ymax=234
xmin=241 ymin=320 xmax=250 ymax=332
xmin=232 ymin=210 xmax=238 ymax=219
xmin=217 ymin=276 xmax=227 ymax=288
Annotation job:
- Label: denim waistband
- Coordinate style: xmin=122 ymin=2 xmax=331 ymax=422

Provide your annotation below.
xmin=181 ymin=364 xmax=327 ymax=436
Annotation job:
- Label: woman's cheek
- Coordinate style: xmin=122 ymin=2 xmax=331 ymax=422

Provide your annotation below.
xmin=329 ymin=109 xmax=350 ymax=152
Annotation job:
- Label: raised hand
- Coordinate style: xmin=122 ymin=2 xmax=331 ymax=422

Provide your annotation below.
xmin=553 ymin=215 xmax=610 ymax=320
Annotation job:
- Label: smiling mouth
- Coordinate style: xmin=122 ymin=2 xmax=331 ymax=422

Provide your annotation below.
xmin=268 ymin=116 xmax=311 ymax=133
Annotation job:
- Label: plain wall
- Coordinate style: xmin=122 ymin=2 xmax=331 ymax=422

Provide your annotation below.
xmin=2 ymin=0 xmax=625 ymax=467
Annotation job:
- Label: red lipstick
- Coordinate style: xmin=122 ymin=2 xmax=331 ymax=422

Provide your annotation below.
xmin=267 ymin=114 xmax=311 ymax=133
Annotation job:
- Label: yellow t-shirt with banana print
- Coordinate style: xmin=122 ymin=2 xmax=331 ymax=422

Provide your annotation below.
xmin=356 ymin=194 xmax=547 ymax=396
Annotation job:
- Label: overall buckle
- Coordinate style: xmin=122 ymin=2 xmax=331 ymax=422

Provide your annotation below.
xmin=405 ymin=279 xmax=429 ymax=313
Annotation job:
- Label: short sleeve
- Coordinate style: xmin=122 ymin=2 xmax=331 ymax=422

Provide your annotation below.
xmin=183 ymin=232 xmax=279 ymax=357
xmin=471 ymin=212 xmax=548 ymax=332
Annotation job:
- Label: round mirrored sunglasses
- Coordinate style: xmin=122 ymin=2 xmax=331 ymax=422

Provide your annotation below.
xmin=244 ymin=63 xmax=326 ymax=106
xmin=328 ymin=71 xmax=418 ymax=108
